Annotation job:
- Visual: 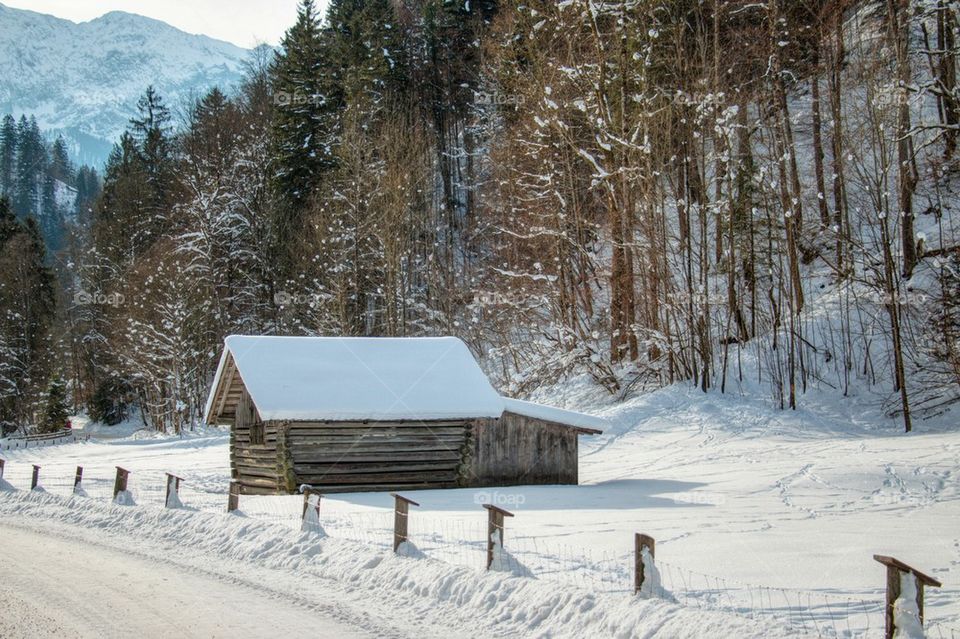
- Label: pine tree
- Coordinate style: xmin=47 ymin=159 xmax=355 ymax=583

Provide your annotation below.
xmin=39 ymin=377 xmax=69 ymax=433
xmin=270 ymin=0 xmax=336 ymax=281
xmin=0 ymin=115 xmax=16 ymax=197
xmin=13 ymin=116 xmax=46 ymax=218
xmin=94 ymin=133 xmax=149 ymax=266
xmin=0 ymin=196 xmax=56 ymax=430
xmin=74 ymin=165 xmax=100 ymax=227
xmin=40 ymin=136 xmax=73 ymax=251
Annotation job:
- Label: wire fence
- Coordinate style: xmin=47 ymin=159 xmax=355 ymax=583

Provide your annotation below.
xmin=2 ymin=462 xmax=956 ymax=638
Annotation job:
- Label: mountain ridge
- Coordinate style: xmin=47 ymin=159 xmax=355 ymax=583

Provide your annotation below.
xmin=0 ymin=3 xmax=253 ymax=166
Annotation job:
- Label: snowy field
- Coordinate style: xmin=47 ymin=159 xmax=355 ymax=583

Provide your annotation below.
xmin=1 ymin=381 xmax=958 ymax=638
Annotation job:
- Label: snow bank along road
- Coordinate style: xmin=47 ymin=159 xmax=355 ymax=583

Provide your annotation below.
xmin=0 ymin=523 xmax=371 ymax=639
xmin=0 ymin=489 xmax=798 ymax=639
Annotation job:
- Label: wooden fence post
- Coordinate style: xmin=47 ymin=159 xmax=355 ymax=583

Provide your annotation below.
xmin=164 ymin=473 xmax=183 ymax=508
xmin=31 ymin=464 xmax=40 ymax=490
xmin=113 ymin=466 xmax=129 ymax=500
xmin=74 ymin=466 xmax=83 ymax=491
xmin=0 ymin=457 xmax=5 ymax=479
xmin=391 ymin=493 xmax=420 ymax=552
xmin=227 ymin=480 xmax=240 ymax=513
xmin=874 ymin=555 xmax=942 ymax=639
xmin=635 ymin=533 xmax=656 ymax=594
xmin=483 ymin=504 xmax=514 ymax=570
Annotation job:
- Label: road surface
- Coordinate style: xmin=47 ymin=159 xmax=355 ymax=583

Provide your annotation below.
xmin=0 ymin=524 xmax=373 ymax=638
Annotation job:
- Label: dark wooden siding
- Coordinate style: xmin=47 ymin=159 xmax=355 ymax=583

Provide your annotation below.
xmin=467 ymin=412 xmax=579 ymax=487
xmin=228 ymin=403 xmax=583 ymax=493
xmin=280 ymin=421 xmax=472 ymax=493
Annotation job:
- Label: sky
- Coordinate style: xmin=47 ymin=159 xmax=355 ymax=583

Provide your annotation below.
xmin=2 ymin=0 xmax=323 ymax=49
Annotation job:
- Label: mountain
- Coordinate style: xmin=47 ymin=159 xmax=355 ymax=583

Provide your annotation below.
xmin=0 ymin=4 xmax=252 ymax=167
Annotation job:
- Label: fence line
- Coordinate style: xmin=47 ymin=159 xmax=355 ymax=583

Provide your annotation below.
xmin=0 ymin=431 xmax=85 ymax=451
xmin=0 ymin=461 xmax=954 ymax=638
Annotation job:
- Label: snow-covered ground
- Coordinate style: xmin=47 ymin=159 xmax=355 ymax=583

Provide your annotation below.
xmin=1 ymin=379 xmax=958 ymax=637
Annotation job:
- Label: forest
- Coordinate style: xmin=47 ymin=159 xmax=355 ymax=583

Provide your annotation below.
xmin=1 ymin=0 xmax=958 ymax=435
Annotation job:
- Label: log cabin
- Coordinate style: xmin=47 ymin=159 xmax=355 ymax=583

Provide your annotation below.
xmin=203 ymin=336 xmax=605 ymax=494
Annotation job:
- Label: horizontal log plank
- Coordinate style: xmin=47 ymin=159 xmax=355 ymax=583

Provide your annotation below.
xmin=289 ymin=433 xmax=467 ymax=442
xmin=238 ymin=484 xmax=282 ymax=495
xmin=237 ymin=475 xmax=279 ymax=489
xmin=233 ymin=451 xmax=278 ymax=463
xmin=288 ymin=428 xmax=467 ymax=439
xmin=291 ymin=450 xmax=463 ymax=464
xmin=287 ymin=421 xmax=469 ymax=429
xmin=295 ymin=470 xmax=459 ymax=484
xmin=304 ymin=482 xmax=459 ymax=494
xmin=293 ymin=461 xmax=460 ymax=475
xmin=235 ymin=463 xmax=277 ymax=481
xmin=291 ymin=440 xmax=464 ymax=458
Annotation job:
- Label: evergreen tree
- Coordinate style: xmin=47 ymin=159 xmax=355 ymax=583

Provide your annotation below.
xmin=129 ymin=87 xmax=177 ymax=250
xmin=0 ymin=196 xmax=56 ymax=430
xmin=94 ymin=133 xmax=149 ymax=266
xmin=39 ymin=377 xmax=69 ymax=433
xmin=325 ymin=0 xmax=410 ymax=106
xmin=270 ymin=0 xmax=336 ymax=280
xmin=41 ymin=136 xmax=73 ymax=251
xmin=74 ymin=165 xmax=101 ymax=227
xmin=13 ymin=116 xmax=46 ymax=218
xmin=0 ymin=115 xmax=16 ymax=197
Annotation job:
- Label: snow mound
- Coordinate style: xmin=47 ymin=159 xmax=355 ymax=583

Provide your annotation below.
xmin=395 ymin=540 xmax=426 ymax=559
xmin=489 ymin=530 xmax=535 ymax=578
xmin=0 ymin=489 xmax=798 ymax=638
xmin=893 ymin=573 xmax=924 ymax=639
xmin=637 ymin=547 xmax=675 ymax=602
xmin=113 ymin=490 xmax=135 ymax=506
xmin=300 ymin=494 xmax=326 ymax=536
xmin=0 ymin=477 xmax=15 ymax=492
xmin=165 ymin=489 xmax=184 ymax=509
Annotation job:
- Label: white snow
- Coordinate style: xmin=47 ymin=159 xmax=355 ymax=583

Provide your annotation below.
xmin=893 ymin=572 xmax=925 ymax=639
xmin=489 ymin=529 xmax=535 ymax=578
xmin=301 ymin=493 xmax=325 ymax=536
xmin=113 ymin=490 xmax=135 ymax=506
xmin=2 ymin=374 xmax=958 ymax=636
xmin=502 ymin=397 xmax=606 ymax=431
xmin=164 ymin=479 xmax=184 ymax=509
xmin=210 ymin=335 xmax=504 ymax=422
xmin=0 ymin=489 xmax=797 ymax=638
xmin=207 ymin=336 xmax=607 ymax=431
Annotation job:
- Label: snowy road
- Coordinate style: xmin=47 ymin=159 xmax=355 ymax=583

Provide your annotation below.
xmin=0 ymin=523 xmax=371 ymax=638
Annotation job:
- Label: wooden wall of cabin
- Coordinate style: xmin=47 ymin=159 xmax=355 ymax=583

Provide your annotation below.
xmin=279 ymin=421 xmax=472 ymax=493
xmin=467 ymin=413 xmax=579 ymax=487
xmin=230 ymin=389 xmax=283 ymax=494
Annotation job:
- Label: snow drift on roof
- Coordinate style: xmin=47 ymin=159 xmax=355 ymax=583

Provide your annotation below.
xmin=502 ymin=398 xmax=607 ymax=432
xmin=219 ymin=335 xmax=505 ymax=421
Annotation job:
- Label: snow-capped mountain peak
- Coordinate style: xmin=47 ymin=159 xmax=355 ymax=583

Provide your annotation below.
xmin=0 ymin=3 xmax=253 ymax=166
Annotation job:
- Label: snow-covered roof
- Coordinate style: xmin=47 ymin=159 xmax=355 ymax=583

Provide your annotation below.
xmin=204 ymin=335 xmax=604 ymax=433
xmin=502 ymin=398 xmax=606 ymax=433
